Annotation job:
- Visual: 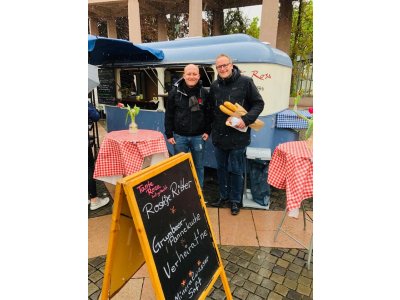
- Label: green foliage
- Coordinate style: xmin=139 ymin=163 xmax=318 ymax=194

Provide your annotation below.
xmin=245 ymin=17 xmax=260 ymax=38
xmin=223 ymin=9 xmax=249 ymax=34
xmin=290 ymin=0 xmax=313 ymax=96
xmin=167 ymin=13 xmax=189 ymax=40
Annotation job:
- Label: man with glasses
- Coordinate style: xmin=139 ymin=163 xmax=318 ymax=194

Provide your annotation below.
xmin=165 ymin=64 xmax=212 ymax=188
xmin=209 ymin=54 xmax=264 ymax=215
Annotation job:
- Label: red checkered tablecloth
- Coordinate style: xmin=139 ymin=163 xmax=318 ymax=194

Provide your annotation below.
xmin=93 ymin=129 xmax=169 ymax=180
xmin=268 ymin=141 xmax=313 ymax=214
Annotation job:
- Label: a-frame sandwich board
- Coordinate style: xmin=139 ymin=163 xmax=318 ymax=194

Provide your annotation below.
xmin=100 ymin=152 xmax=232 ymax=299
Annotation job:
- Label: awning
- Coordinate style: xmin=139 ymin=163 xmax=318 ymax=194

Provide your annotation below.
xmin=88 ymin=35 xmax=164 ymax=66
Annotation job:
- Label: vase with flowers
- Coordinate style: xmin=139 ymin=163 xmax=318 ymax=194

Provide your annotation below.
xmin=293 ymin=91 xmax=313 ymax=149
xmin=117 ymin=103 xmax=140 ymax=134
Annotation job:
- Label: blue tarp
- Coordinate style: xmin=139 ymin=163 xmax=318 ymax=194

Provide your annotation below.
xmin=88 ymin=35 xmax=164 ymax=65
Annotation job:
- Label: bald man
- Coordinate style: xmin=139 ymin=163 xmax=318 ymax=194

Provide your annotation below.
xmin=164 ymin=64 xmax=212 ymax=188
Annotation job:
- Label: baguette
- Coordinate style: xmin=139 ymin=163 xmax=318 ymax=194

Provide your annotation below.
xmin=234 ymin=103 xmax=265 ymax=129
xmin=219 ymin=102 xmax=265 ymax=131
xmin=219 ymin=104 xmax=236 ymax=116
xmin=223 ymin=101 xmax=237 ymax=112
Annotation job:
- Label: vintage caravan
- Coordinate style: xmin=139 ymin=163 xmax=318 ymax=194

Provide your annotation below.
xmin=89 ymin=34 xmax=297 ymax=168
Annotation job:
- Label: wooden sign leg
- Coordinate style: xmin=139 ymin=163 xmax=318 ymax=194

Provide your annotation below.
xmin=219 ymin=270 xmax=233 ymax=300
xmin=100 ymin=183 xmax=145 ymax=299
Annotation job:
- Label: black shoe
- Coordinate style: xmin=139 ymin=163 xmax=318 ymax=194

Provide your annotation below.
xmin=231 ymin=202 xmax=240 ymax=215
xmin=211 ymin=197 xmax=228 ymax=207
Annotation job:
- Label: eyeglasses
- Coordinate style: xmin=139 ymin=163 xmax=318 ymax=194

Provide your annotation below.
xmin=216 ymin=63 xmax=231 ymax=70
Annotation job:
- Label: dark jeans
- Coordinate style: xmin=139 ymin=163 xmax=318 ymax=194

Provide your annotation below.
xmin=88 ymin=146 xmax=97 ymax=198
xmin=248 ymin=159 xmax=271 ymax=206
xmin=174 ymin=134 xmax=205 ymax=188
xmin=214 ymin=146 xmax=246 ymax=204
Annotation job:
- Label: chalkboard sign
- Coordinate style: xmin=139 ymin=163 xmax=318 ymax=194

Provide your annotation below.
xmin=97 ymin=68 xmax=116 ymax=105
xmin=132 ymin=158 xmax=219 ymax=299
xmin=100 ymin=153 xmax=231 ymax=300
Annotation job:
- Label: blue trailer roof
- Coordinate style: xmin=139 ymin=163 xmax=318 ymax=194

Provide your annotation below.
xmin=139 ymin=34 xmax=292 ymax=68
xmin=88 ymin=35 xmax=164 ymax=65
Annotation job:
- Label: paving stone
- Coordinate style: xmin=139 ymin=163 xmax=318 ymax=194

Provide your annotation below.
xmin=243 ymin=246 xmax=258 ymax=256
xmin=289 ymin=249 xmax=299 ymax=256
xmin=274 ymin=284 xmax=289 ymax=297
xmin=88 ymin=270 xmax=103 ymax=283
xmin=270 ymin=249 xmax=284 ymax=257
xmin=89 ymin=289 xmax=101 ymax=300
xmin=246 ymin=294 xmax=263 ymax=300
xmin=283 ymin=278 xmax=297 ymax=290
xmin=226 ymin=270 xmax=235 ymax=281
xmin=272 ymin=265 xmax=287 ymax=276
xmin=298 ymin=276 xmax=312 ymax=287
xmin=243 ymin=280 xmax=258 ymax=293
xmin=88 ymin=256 xmax=105 ymax=268
xmin=220 ymin=245 xmax=233 ymax=252
xmin=239 ymin=251 xmax=253 ymax=261
xmin=219 ymin=249 xmax=230 ymax=259
xmin=95 ymin=277 xmax=103 ymax=289
xmin=226 ymin=263 xmax=240 ymax=274
xmin=230 ymin=247 xmax=243 ymax=256
xmin=247 ymin=262 xmax=261 ymax=273
xmin=268 ymin=291 xmax=283 ymax=300
xmin=276 ymin=258 xmax=290 ymax=268
xmin=248 ymin=272 xmax=263 ymax=285
xmin=296 ymin=251 xmax=305 ymax=260
xmin=286 ymin=290 xmax=303 ymax=300
xmin=88 ymin=282 xmax=99 ymax=296
xmin=261 ymin=278 xmax=276 ymax=290
xmin=255 ymin=285 xmax=270 ymax=298
xmin=213 ymin=277 xmax=223 ymax=289
xmin=231 ymin=275 xmax=245 ymax=287
xmin=296 ymin=283 xmax=312 ymax=296
xmin=293 ymin=257 xmax=306 ymax=267
xmin=285 ymin=270 xmax=300 ymax=281
xmin=261 ymin=260 xmax=276 ymax=271
xmin=270 ymin=273 xmax=285 ymax=284
xmin=288 ymin=263 xmax=302 ymax=274
xmin=237 ymin=258 xmax=250 ymax=268
xmin=236 ymin=267 xmax=251 ymax=279
xmin=233 ymin=287 xmax=249 ymax=300
xmin=251 ymin=255 xmax=266 ymax=266
xmin=98 ymin=262 xmax=105 ymax=273
xmin=227 ymin=254 xmax=240 ymax=264
xmin=88 ymin=264 xmax=96 ymax=276
xmin=258 ymin=267 xmax=272 ymax=278
xmin=282 ymin=253 xmax=296 ymax=263
xmin=301 ymin=268 xmax=313 ymax=278
xmin=211 ymin=288 xmax=228 ymax=300
xmin=259 ymin=247 xmax=272 ymax=254
xmin=265 ymin=254 xmax=278 ymax=264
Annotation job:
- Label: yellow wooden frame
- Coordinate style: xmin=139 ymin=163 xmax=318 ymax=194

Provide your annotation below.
xmin=101 ymin=153 xmax=232 ymax=299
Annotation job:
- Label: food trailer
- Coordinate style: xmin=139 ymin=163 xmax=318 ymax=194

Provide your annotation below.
xmin=89 ymin=33 xmax=299 ymax=169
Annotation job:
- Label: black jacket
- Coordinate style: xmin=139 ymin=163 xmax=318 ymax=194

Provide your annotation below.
xmin=164 ymin=79 xmax=212 ymax=139
xmin=209 ymin=65 xmax=265 ymax=150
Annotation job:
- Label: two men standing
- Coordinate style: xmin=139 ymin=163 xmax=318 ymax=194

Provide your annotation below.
xmin=165 ymin=55 xmax=264 ymax=215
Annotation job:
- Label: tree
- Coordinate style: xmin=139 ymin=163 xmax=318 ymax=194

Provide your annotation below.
xmin=246 ymin=17 xmax=260 ymax=39
xmin=290 ymin=0 xmax=313 ymax=96
xmin=167 ymin=13 xmax=189 ymax=40
xmin=223 ymin=8 xmax=249 ymax=34
xmin=141 ymin=15 xmax=158 ymax=42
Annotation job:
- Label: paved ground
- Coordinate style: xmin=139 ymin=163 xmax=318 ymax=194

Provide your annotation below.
xmin=89 ymin=167 xmax=313 ymax=299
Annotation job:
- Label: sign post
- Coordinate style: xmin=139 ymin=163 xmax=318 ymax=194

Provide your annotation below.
xmin=101 ymin=153 xmax=232 ymax=299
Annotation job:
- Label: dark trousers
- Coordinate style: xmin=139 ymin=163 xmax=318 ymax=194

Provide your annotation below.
xmin=88 ymin=146 xmax=97 ymax=199
xmin=214 ymin=146 xmax=246 ymax=204
xmin=248 ymin=159 xmax=271 ymax=205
